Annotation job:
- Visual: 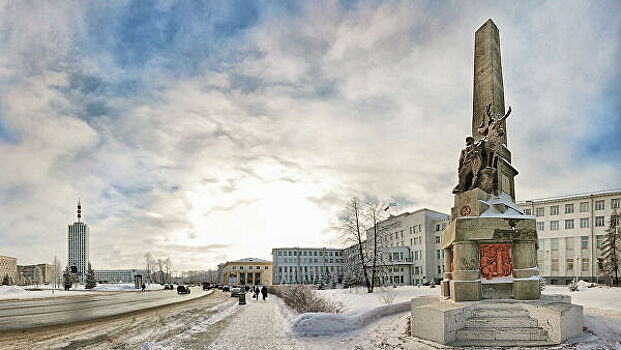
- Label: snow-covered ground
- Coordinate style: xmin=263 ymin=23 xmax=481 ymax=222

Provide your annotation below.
xmin=315 ymin=285 xmax=440 ymax=315
xmin=0 ymin=283 xmax=166 ymax=300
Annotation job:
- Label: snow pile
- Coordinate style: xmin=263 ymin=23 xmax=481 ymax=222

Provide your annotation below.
xmin=0 ymin=285 xmax=93 ymax=300
xmin=479 ymin=192 xmax=529 ymax=218
xmin=292 ymin=301 xmax=410 ymax=336
xmin=315 ymin=285 xmax=440 ymax=315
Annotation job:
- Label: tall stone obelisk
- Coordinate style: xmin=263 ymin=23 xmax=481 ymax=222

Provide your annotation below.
xmin=472 ymin=19 xmax=506 ymax=145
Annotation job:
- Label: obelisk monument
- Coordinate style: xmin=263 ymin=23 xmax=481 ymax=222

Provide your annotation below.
xmin=472 ymin=19 xmax=506 ymax=145
xmin=411 ymin=19 xmax=583 ymax=347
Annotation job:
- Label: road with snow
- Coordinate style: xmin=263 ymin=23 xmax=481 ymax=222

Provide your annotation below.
xmin=0 ymin=286 xmax=207 ymax=331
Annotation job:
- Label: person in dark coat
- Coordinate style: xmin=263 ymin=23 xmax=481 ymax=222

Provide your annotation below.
xmin=254 ymin=286 xmax=260 ymax=299
xmin=141 ymin=283 xmax=146 ymax=291
xmin=260 ymin=286 xmax=268 ymax=300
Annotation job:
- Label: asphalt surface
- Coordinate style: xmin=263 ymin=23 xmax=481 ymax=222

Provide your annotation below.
xmin=0 ymin=286 xmax=208 ymax=331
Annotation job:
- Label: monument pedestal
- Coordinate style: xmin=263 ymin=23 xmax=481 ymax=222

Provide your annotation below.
xmin=411 ymin=295 xmax=583 ymax=347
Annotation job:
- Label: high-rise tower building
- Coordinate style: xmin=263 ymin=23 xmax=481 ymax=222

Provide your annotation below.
xmin=68 ymin=200 xmax=89 ymax=283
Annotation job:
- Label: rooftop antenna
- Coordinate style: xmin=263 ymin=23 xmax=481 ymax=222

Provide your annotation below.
xmin=77 ymin=198 xmax=82 ymax=223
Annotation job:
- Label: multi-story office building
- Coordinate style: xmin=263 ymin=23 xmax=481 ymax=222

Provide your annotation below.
xmin=221 ymin=258 xmax=272 ymax=286
xmin=94 ymin=269 xmax=150 ymax=283
xmin=68 ymin=200 xmax=90 ymax=283
xmin=17 ymin=264 xmax=55 ymax=285
xmin=365 ymin=208 xmax=449 ymax=286
xmin=0 ymin=255 xmax=17 ymax=285
xmin=518 ymin=189 xmax=621 ymax=285
xmin=272 ymin=247 xmax=344 ymax=285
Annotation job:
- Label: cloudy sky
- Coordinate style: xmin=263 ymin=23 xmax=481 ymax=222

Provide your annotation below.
xmin=0 ymin=1 xmax=619 ymax=271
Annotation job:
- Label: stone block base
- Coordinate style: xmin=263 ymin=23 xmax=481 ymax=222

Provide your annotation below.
xmin=450 ymin=280 xmax=481 ymax=301
xmin=411 ymin=295 xmax=583 ymax=346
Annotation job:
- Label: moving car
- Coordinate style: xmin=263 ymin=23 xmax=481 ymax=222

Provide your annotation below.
xmin=177 ymin=285 xmax=191 ymax=294
xmin=202 ymin=282 xmax=212 ymax=290
xmin=164 ymin=283 xmax=173 ymax=290
xmin=230 ymin=287 xmax=242 ymax=297
xmin=221 ymin=285 xmax=230 ymax=292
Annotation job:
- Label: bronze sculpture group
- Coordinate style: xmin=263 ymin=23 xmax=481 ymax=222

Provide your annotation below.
xmin=452 ymin=104 xmax=511 ymax=195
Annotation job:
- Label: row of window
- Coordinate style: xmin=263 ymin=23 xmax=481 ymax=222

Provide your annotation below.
xmin=231 ymin=265 xmax=269 ymax=270
xmin=525 ymin=198 xmax=620 ymax=217
xmin=538 ymin=236 xmax=605 ymax=251
xmin=276 ymin=250 xmax=340 ymax=257
xmin=536 ymin=216 xmax=614 ymax=231
xmin=278 ymin=257 xmax=343 ymax=264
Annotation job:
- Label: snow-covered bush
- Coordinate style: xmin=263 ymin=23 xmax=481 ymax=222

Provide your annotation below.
xmin=269 ymin=285 xmax=344 ymax=314
xmin=376 ymin=286 xmax=396 ymax=305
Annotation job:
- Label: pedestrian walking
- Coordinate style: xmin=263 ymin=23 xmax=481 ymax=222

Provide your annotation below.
xmin=254 ymin=286 xmax=260 ymax=299
xmin=141 ymin=283 xmax=146 ymax=291
xmin=260 ymin=285 xmax=267 ymax=301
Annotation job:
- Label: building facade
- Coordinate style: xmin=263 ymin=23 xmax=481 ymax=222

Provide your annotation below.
xmin=518 ymin=189 xmax=621 ymax=285
xmin=365 ymin=208 xmax=449 ymax=286
xmin=68 ymin=201 xmax=90 ymax=283
xmin=272 ymin=247 xmax=344 ymax=285
xmin=221 ymin=258 xmax=273 ymax=286
xmin=17 ymin=264 xmax=55 ymax=285
xmin=0 ymin=255 xmax=17 ymax=285
xmin=94 ymin=269 xmax=150 ymax=283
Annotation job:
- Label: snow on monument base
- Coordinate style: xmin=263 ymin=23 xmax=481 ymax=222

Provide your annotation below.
xmin=410 ymin=295 xmax=583 ymax=347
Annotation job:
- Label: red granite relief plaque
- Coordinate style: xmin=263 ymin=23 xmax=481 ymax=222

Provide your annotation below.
xmin=479 ymin=243 xmax=512 ymax=280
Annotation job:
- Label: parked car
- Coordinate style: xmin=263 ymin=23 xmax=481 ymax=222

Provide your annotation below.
xmin=164 ymin=283 xmax=173 ymax=290
xmin=177 ymin=285 xmax=191 ymax=294
xmin=221 ymin=285 xmax=230 ymax=292
xmin=202 ymin=282 xmax=212 ymax=290
xmin=230 ymin=287 xmax=242 ymax=297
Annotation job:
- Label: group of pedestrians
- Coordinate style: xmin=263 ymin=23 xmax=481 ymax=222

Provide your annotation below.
xmin=252 ymin=285 xmax=268 ymax=300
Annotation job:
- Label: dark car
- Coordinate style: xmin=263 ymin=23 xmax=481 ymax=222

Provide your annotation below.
xmin=202 ymin=282 xmax=212 ymax=290
xmin=177 ymin=285 xmax=191 ymax=294
xmin=221 ymin=285 xmax=230 ymax=292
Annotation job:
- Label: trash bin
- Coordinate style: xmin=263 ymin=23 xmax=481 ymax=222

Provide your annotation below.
xmin=238 ymin=291 xmax=246 ymax=305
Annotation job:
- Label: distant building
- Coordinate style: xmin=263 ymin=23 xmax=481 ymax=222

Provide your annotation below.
xmin=220 ymin=258 xmax=273 ymax=286
xmin=518 ymin=189 xmax=621 ymax=285
xmin=272 ymin=247 xmax=344 ymax=285
xmin=68 ymin=200 xmax=90 ymax=283
xmin=94 ymin=269 xmax=150 ymax=283
xmin=365 ymin=208 xmax=449 ymax=286
xmin=17 ymin=264 xmax=55 ymax=285
xmin=0 ymin=255 xmax=17 ymax=285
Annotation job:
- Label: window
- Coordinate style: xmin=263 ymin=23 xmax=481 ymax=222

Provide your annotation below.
xmin=581 ymin=236 xmax=588 ymax=250
xmin=580 ymin=202 xmax=589 ymax=212
xmin=538 ymin=259 xmax=544 ymax=270
xmin=566 ymin=259 xmax=573 ymax=270
xmin=580 ymin=217 xmax=589 ymax=228
xmin=537 ymin=222 xmax=544 ymax=231
xmin=435 ymin=236 xmax=441 ymax=244
xmin=277 ymin=251 xmax=282 ymax=256
xmin=436 ymin=224 xmax=441 ymax=231
xmin=524 ymin=208 xmax=532 ymax=215
xmin=595 ymin=200 xmax=604 ymax=210
xmin=436 ymin=250 xmax=441 ymax=259
xmin=538 ymin=239 xmax=544 ymax=251
xmin=265 ymin=266 xmax=268 ymax=269
xmin=552 ymin=259 xmax=559 ymax=271
xmin=598 ymin=258 xmax=604 ymax=270
xmin=550 ymin=205 xmax=559 ymax=215
xmin=536 ymin=207 xmax=545 ymax=217
xmin=550 ymin=221 xmax=559 ymax=231
xmin=595 ymin=216 xmax=605 ymax=227
xmin=597 ymin=235 xmax=603 ymax=249
xmin=565 ymin=219 xmax=574 ymax=229
xmin=551 ymin=238 xmax=559 ymax=251
xmin=437 ymin=266 xmax=442 ymax=274
xmin=418 ymin=224 xmax=421 ymax=231
xmin=582 ymin=258 xmax=589 ymax=271
xmin=612 ymin=198 xmax=620 ymax=209
xmin=565 ymin=204 xmax=574 ymax=214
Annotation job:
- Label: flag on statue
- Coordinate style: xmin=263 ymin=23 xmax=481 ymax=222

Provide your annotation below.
xmin=384 ymin=202 xmax=397 ymax=211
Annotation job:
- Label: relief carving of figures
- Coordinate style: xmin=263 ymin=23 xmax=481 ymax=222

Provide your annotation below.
xmin=479 ymin=105 xmax=511 ymax=168
xmin=480 ymin=243 xmax=512 ymax=280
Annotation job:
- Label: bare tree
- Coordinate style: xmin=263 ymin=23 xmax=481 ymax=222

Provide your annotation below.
xmin=163 ymin=257 xmax=172 ymax=284
xmin=365 ymin=201 xmax=391 ymax=292
xmin=144 ymin=252 xmax=155 ymax=284
xmin=33 ymin=266 xmax=43 ymax=287
xmin=53 ymin=256 xmax=62 ymax=290
xmin=339 ymin=197 xmax=372 ymax=293
xmin=602 ymin=209 xmax=621 ymax=285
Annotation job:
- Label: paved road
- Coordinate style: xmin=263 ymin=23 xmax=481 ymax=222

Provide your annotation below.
xmin=0 ymin=287 xmax=208 ymax=331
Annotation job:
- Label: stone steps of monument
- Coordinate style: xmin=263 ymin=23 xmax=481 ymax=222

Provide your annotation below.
xmin=455 ymin=326 xmax=548 ymax=342
xmin=465 ymin=316 xmax=537 ymax=328
xmin=470 ymin=307 xmax=530 ymax=318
